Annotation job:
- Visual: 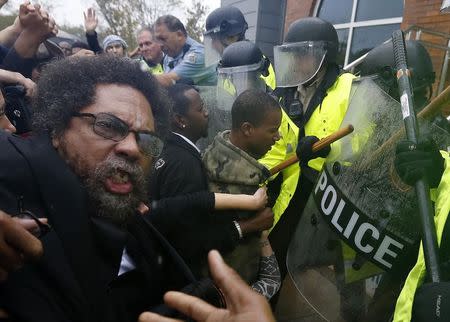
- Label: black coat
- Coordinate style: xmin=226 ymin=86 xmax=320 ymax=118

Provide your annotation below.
xmin=0 ymin=133 xmax=194 ymax=322
xmin=149 ymin=133 xmax=240 ymax=276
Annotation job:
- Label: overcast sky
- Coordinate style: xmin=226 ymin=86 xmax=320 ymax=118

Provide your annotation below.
xmin=4 ymin=0 xmax=221 ymax=27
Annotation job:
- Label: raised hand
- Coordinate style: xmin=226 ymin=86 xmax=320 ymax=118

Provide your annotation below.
xmin=83 ymin=7 xmax=98 ymax=33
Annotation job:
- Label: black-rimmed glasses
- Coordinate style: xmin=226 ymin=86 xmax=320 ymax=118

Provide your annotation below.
xmin=13 ymin=196 xmax=50 ymax=238
xmin=72 ymin=112 xmax=164 ymax=157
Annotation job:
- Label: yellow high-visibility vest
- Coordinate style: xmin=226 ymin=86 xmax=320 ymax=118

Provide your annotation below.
xmin=393 ymin=151 xmax=450 ymax=322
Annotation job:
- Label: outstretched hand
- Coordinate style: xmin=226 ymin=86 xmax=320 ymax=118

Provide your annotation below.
xmin=138 ymin=250 xmax=276 ymax=322
xmin=83 ymin=7 xmax=98 ymax=33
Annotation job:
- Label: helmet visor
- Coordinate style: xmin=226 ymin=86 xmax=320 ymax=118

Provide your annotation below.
xmin=217 ymin=64 xmax=265 ymax=111
xmin=204 ymin=35 xmax=222 ymax=67
xmin=274 ymin=41 xmax=327 ymax=87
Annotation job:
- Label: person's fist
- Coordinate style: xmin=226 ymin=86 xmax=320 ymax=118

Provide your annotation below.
xmin=296 ymin=135 xmax=330 ymax=166
xmin=395 ymin=138 xmax=444 ymax=187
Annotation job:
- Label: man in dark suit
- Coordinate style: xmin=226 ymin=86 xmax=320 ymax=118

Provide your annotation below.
xmin=149 ymin=84 xmax=274 ymax=277
xmin=0 ymin=56 xmax=199 ymax=322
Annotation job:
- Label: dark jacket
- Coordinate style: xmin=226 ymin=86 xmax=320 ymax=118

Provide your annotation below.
xmin=0 ymin=133 xmax=194 ymax=322
xmin=149 ymin=132 xmax=240 ymax=276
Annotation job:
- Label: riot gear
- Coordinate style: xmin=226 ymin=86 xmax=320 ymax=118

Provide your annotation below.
xmin=205 ymin=6 xmax=248 ymax=40
xmin=217 ymin=41 xmax=269 ymax=111
xmin=359 ymin=40 xmax=436 ymax=104
xmin=204 ymin=6 xmax=248 ymax=66
xmin=219 ymin=40 xmax=270 ymax=76
xmin=274 ymin=17 xmax=339 ymax=87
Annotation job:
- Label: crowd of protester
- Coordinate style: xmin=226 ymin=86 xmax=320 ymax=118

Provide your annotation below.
xmin=0 ymin=1 xmax=449 ymax=322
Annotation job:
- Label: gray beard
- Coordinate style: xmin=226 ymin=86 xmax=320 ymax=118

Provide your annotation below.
xmin=56 ymin=136 xmax=151 ymax=225
xmin=83 ymin=155 xmax=149 ymax=226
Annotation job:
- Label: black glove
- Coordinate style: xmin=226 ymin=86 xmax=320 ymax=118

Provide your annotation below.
xmin=296 ymin=135 xmax=331 ymax=165
xmin=412 ymin=282 xmax=450 ymax=322
xmin=394 ymin=138 xmax=444 ymax=188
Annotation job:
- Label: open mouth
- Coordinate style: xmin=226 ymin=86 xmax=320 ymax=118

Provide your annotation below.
xmin=105 ymin=168 xmax=133 ymax=194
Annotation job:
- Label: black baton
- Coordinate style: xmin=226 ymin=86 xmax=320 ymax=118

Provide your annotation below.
xmin=392 ymin=30 xmax=441 ymax=282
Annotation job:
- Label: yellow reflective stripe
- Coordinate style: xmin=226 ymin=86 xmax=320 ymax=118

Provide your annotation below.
xmin=261 ymin=62 xmax=276 ymax=90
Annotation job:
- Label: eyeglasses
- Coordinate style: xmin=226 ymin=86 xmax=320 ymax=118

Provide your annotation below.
xmin=72 ymin=112 xmax=164 ymax=157
xmin=13 ymin=196 xmax=51 ymax=238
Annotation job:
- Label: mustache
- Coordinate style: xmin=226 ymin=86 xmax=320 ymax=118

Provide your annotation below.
xmin=94 ymin=155 xmax=146 ymax=187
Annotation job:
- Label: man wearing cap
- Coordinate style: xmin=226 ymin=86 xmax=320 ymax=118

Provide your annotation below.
xmin=83 ymin=7 xmax=127 ymax=57
xmin=103 ymin=35 xmax=128 ymax=57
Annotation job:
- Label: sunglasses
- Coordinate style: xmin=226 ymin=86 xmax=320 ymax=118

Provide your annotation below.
xmin=72 ymin=112 xmax=164 ymax=157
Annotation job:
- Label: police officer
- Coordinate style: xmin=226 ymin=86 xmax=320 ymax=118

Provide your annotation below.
xmin=136 ymin=26 xmax=164 ymax=75
xmin=359 ymin=40 xmax=436 ymax=111
xmin=360 ymin=40 xmax=450 ymax=137
xmin=216 ymin=41 xmax=271 ymax=102
xmin=204 ymin=6 xmax=276 ymax=89
xmin=393 ymin=139 xmax=449 ymax=322
xmin=266 ymin=17 xmax=356 ymax=283
xmin=154 ymin=15 xmax=217 ymax=86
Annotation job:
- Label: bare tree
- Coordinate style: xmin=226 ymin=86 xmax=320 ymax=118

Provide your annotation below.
xmin=134 ymin=0 xmax=182 ymax=26
xmin=94 ymin=0 xmax=184 ymax=49
xmin=185 ymin=0 xmax=208 ymax=42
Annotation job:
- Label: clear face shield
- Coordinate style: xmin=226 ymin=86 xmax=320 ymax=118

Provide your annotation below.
xmin=204 ymin=34 xmax=223 ymax=67
xmin=284 ymin=78 xmax=450 ymax=321
xmin=216 ymin=62 xmax=266 ymax=111
xmin=274 ymin=41 xmax=328 ymax=87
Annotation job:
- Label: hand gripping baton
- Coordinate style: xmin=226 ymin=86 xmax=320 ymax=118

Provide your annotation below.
xmin=392 ymin=30 xmax=441 ymax=282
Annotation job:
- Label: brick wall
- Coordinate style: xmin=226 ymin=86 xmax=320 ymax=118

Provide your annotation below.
xmin=284 ymin=0 xmax=318 ymax=34
xmin=283 ymin=0 xmax=450 ymax=115
xmin=402 ymin=0 xmax=450 ymax=115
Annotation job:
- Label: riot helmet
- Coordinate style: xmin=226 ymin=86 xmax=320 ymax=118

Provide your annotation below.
xmin=274 ymin=17 xmax=339 ymax=87
xmin=359 ymin=40 xmax=435 ymax=108
xmin=203 ymin=6 xmax=248 ymax=66
xmin=217 ymin=41 xmax=269 ymax=111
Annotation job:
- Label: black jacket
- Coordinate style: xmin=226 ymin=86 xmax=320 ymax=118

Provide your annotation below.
xmin=0 ymin=133 xmax=194 ymax=322
xmin=149 ymin=133 xmax=240 ymax=276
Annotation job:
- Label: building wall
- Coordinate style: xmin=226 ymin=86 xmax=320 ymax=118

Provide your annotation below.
xmin=222 ymin=0 xmax=260 ymax=42
xmin=221 ymin=0 xmax=286 ymax=61
xmin=402 ymin=0 xmax=450 ymax=116
xmin=284 ymin=0 xmax=318 ymax=33
xmin=283 ymin=0 xmax=450 ymax=115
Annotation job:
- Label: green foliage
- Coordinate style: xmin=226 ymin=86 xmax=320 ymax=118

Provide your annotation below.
xmin=185 ymin=0 xmax=208 ymax=42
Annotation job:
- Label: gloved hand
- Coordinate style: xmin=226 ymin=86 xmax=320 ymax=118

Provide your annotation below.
xmin=394 ymin=138 xmax=444 ymax=188
xmin=296 ymin=135 xmax=331 ymax=166
xmin=412 ymin=282 xmax=450 ymax=322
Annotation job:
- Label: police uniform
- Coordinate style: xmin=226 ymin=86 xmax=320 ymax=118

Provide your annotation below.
xmin=260 ymin=71 xmax=355 ymax=226
xmin=393 ymin=151 xmax=450 ymax=321
xmin=260 ymin=69 xmax=355 ymax=280
xmin=262 ymin=59 xmax=276 ymax=90
xmin=138 ymin=58 xmax=164 ymax=75
xmin=162 ymin=37 xmax=217 ymax=86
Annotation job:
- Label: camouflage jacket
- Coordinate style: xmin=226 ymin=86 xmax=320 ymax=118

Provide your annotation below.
xmin=203 ymin=130 xmax=269 ymax=196
xmin=202 ymin=130 xmax=269 ymax=283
